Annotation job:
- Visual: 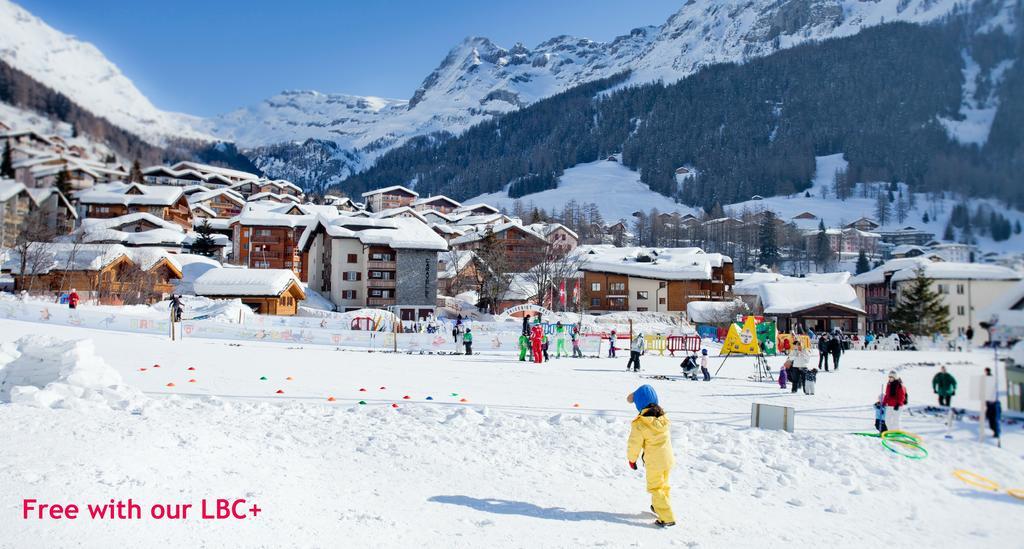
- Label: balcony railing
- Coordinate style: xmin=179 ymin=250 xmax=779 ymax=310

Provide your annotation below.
xmin=367 ymin=279 xmax=396 ymax=288
xmin=367 ymin=297 xmax=396 ymax=306
xmin=367 ymin=260 xmax=396 ymax=269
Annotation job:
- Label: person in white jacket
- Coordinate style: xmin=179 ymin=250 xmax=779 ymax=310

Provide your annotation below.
xmin=788 ymin=341 xmax=811 ymax=393
xmin=627 ymin=333 xmax=646 ymax=372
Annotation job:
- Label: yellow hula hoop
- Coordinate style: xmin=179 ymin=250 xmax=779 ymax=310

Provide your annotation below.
xmin=1007 ymin=488 xmax=1024 ymax=500
xmin=882 ymin=430 xmax=922 ymax=444
xmin=953 ymin=470 xmax=1001 ymax=491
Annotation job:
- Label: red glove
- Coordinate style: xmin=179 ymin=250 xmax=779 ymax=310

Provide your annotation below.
xmin=629 ymin=461 xmax=637 ymax=470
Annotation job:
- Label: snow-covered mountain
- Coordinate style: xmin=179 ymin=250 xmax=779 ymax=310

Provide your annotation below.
xmin=0 ymin=0 xmax=211 ymax=144
xmin=219 ymin=0 xmax=970 ymax=154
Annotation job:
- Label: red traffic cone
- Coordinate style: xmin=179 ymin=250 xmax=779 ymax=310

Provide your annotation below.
xmin=391 ymin=403 xmax=399 ymax=408
xmin=153 ymin=364 xmax=161 ymax=368
xmin=459 ymin=398 xmax=468 ymax=403
xmin=165 ymin=382 xmax=175 ymax=387
xmin=139 ymin=368 xmax=147 ymax=371
xmin=275 ymin=389 xmax=284 ymax=394
xmin=327 ymin=396 xmax=336 ymax=402
xmin=187 ymin=367 xmax=196 ymax=371
xmin=188 ymin=379 xmax=197 ymax=383
xmin=379 ymin=386 xmax=386 ymax=390
xmin=403 ymin=395 xmax=411 ymax=400
xmin=359 ymin=388 xmax=367 ymax=392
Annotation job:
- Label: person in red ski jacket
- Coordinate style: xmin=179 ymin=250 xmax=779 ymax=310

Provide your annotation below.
xmin=67 ymin=288 xmax=80 ymax=309
xmin=881 ymin=370 xmax=908 ymax=430
xmin=530 ymin=324 xmax=544 ymax=364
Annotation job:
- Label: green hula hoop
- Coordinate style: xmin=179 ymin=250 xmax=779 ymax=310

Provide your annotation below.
xmin=881 ymin=438 xmax=928 ymax=460
xmin=882 ymin=433 xmax=921 ymax=446
xmin=852 ymin=432 xmax=882 ymax=438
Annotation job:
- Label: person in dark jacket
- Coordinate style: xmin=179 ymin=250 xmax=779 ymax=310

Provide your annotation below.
xmin=873 ymin=400 xmax=888 ymax=433
xmin=522 ymin=315 xmax=531 ymax=336
xmin=463 ymin=328 xmax=473 ymax=355
xmin=817 ymin=334 xmax=831 ymax=371
xmin=931 ymin=366 xmax=957 ymax=407
xmin=827 ymin=334 xmax=842 ymax=370
xmin=803 ymin=368 xmax=817 ymax=395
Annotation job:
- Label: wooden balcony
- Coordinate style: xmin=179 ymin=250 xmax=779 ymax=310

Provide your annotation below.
xmin=367 ymin=260 xmax=396 ymax=269
xmin=367 ymin=278 xmax=396 ymax=288
xmin=367 ymin=297 xmax=396 ymax=307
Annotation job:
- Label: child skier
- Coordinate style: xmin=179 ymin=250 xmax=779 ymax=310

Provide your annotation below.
xmin=530 ymin=324 xmax=544 ymax=364
xmin=518 ymin=333 xmax=529 ymax=362
xmin=555 ymin=322 xmax=567 ymax=358
xmin=626 ymin=384 xmax=676 ymax=528
xmin=608 ymin=329 xmax=618 ymax=358
xmin=571 ymin=328 xmax=583 ymax=358
xmin=804 ymin=368 xmax=817 ymax=395
xmin=700 ymin=348 xmax=711 ymax=381
xmin=542 ymin=333 xmax=550 ymax=362
xmin=874 ymin=400 xmax=888 ymax=433
xmin=778 ymin=362 xmax=789 ymax=389
xmin=463 ymin=328 xmax=473 ymax=355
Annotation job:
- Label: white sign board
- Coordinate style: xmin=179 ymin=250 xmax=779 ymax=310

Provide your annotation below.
xmin=751 ymin=402 xmax=795 ymax=432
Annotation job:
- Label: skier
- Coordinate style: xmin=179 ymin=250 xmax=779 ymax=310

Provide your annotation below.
xmin=627 ymin=333 xmax=645 ymax=372
xmin=452 ymin=323 xmax=460 ymax=345
xmin=931 ymin=366 xmax=957 ymax=407
xmin=828 ymin=332 xmax=842 ymax=370
xmin=555 ymin=322 xmax=567 ymax=358
xmin=983 ymin=368 xmax=1001 ymax=439
xmin=542 ymin=332 xmax=550 ymax=362
xmin=608 ymin=329 xmax=618 ymax=358
xmin=626 ymin=384 xmax=676 ymax=528
xmin=874 ymin=400 xmax=888 ymax=433
xmin=882 ymin=371 xmax=908 ymax=430
xmin=522 ymin=314 xmax=531 ymax=337
xmin=571 ymin=327 xmax=583 ymax=358
xmin=463 ymin=328 xmax=473 ymax=355
xmin=778 ymin=362 xmax=789 ymax=389
xmin=700 ymin=348 xmax=711 ymax=381
xmin=530 ymin=324 xmax=544 ymax=364
xmin=965 ymin=326 xmax=975 ymax=345
xmin=518 ymin=332 xmax=529 ymax=362
xmin=67 ymin=288 xmax=80 ymax=310
xmin=804 ymin=368 xmax=817 ymax=395
xmin=170 ymin=294 xmax=183 ymax=322
xmin=817 ymin=333 xmax=830 ymax=371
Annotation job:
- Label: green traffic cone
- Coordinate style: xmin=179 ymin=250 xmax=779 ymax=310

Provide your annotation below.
xmin=259 ymin=376 xmax=268 ymax=381
xmin=358 ymin=400 xmax=367 ymax=405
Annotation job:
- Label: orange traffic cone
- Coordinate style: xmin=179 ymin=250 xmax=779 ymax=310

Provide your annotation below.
xmin=165 ymin=382 xmax=175 ymax=387
xmin=327 ymin=396 xmax=336 ymax=402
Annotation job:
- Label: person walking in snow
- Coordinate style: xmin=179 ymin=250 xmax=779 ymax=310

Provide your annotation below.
xmin=571 ymin=327 xmax=583 ymax=358
xmin=882 ymin=371 xmax=908 ymax=430
xmin=626 ymin=384 xmax=676 ymax=528
xmin=67 ymin=288 xmax=80 ymax=310
xmin=452 ymin=323 xmax=460 ymax=344
xmin=522 ymin=315 xmax=531 ymax=337
xmin=170 ymin=294 xmax=183 ymax=322
xmin=700 ymin=348 xmax=711 ymax=381
xmin=542 ymin=333 xmax=550 ymax=362
xmin=608 ymin=329 xmax=618 ymax=358
xmin=778 ymin=361 xmax=789 ymax=389
xmin=828 ymin=332 xmax=843 ymax=370
xmin=983 ymin=367 xmax=1001 ymax=439
xmin=817 ymin=333 xmax=830 ymax=371
xmin=555 ymin=321 xmax=567 ymax=358
xmin=518 ymin=332 xmax=529 ymax=362
xmin=626 ymin=333 xmax=645 ymax=372
xmin=463 ymin=328 xmax=473 ymax=355
xmin=932 ymin=366 xmax=957 ymax=407
xmin=804 ymin=368 xmax=817 ymax=395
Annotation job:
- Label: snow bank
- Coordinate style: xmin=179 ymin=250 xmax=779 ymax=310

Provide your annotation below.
xmin=0 ymin=336 xmax=144 ymax=410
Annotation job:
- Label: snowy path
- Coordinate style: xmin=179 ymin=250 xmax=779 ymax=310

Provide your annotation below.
xmin=1 ymin=319 xmax=1022 ymax=548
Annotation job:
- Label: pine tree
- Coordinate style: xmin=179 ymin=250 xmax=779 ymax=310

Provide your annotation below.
xmin=129 ymin=160 xmax=144 ymax=183
xmin=55 ymin=168 xmax=72 ymax=196
xmin=895 ymin=191 xmax=908 ymax=223
xmin=190 ymin=219 xmax=218 ymax=257
xmin=757 ymin=210 xmax=779 ymax=268
xmin=889 ymin=267 xmax=951 ymax=336
xmin=0 ymin=142 xmax=13 ymax=178
xmin=855 ymin=250 xmax=871 ymax=274
xmin=922 ymin=212 xmax=929 ymax=224
xmin=1016 ymin=220 xmax=1022 ymax=234
xmin=874 ymin=191 xmax=890 ymax=225
xmin=943 ymin=221 xmax=954 ymax=241
xmin=814 ymin=220 xmax=833 ymax=271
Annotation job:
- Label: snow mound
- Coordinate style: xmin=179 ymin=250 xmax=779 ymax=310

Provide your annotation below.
xmin=0 ymin=336 xmax=144 ymax=410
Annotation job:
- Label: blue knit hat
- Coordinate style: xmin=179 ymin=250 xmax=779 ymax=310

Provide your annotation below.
xmin=631 ymin=384 xmax=658 ymax=412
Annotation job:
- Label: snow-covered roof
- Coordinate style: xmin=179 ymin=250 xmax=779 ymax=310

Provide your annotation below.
xmin=849 ymin=257 xmax=943 ymax=286
xmin=247 ymin=191 xmax=300 ymax=203
xmin=79 ymin=212 xmax=184 ymax=234
xmin=232 ymin=203 xmax=318 ymax=229
xmin=525 ymin=222 xmax=579 ymax=240
xmin=437 ymin=250 xmax=477 ymax=279
xmin=981 ymin=281 xmax=1024 ymax=329
xmin=0 ymin=178 xmax=27 ymax=201
xmin=193 ymin=267 xmax=304 ymax=298
xmin=25 ymin=187 xmax=77 ymax=218
xmin=687 ymin=300 xmax=746 ymax=324
xmin=455 ymin=203 xmax=500 ymax=215
xmin=188 ymin=188 xmax=245 ymax=206
xmin=889 ymin=262 xmax=1021 ymax=283
xmin=734 ymin=273 xmax=864 ymax=315
xmin=301 ymin=214 xmax=448 ymax=251
xmin=168 ymin=161 xmax=260 ymax=181
xmin=3 ymin=243 xmax=181 ymax=275
xmin=360 ymin=185 xmax=418 ymax=198
xmin=578 ymin=245 xmax=729 ymax=281
xmin=449 ymin=221 xmax=545 ymax=246
xmin=367 ymin=206 xmax=429 ymax=223
xmin=411 ymin=195 xmax=461 ymax=208
xmin=75 ymin=182 xmax=184 ymax=207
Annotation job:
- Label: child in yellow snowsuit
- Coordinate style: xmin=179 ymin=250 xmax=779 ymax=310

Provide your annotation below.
xmin=626 ymin=384 xmax=676 ymax=527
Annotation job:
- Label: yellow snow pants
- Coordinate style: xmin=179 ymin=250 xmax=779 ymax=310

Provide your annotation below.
xmin=646 ymin=468 xmax=676 ymax=523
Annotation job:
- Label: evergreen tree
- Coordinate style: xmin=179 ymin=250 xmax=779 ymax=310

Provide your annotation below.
xmin=128 ymin=160 xmax=144 ymax=183
xmin=922 ymin=212 xmax=929 ymax=224
xmin=889 ymin=267 xmax=951 ymax=336
xmin=54 ymin=168 xmax=72 ymax=196
xmin=814 ymin=220 xmax=833 ymax=271
xmin=757 ymin=210 xmax=779 ymax=268
xmin=874 ymin=191 xmax=890 ymax=225
xmin=0 ymin=142 xmax=13 ymax=178
xmin=895 ymin=191 xmax=908 ymax=223
xmin=943 ymin=221 xmax=954 ymax=241
xmin=855 ymin=250 xmax=871 ymax=274
xmin=1016 ymin=220 xmax=1022 ymax=234
xmin=190 ymin=219 xmax=218 ymax=257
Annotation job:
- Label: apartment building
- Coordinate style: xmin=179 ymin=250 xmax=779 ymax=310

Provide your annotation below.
xmin=360 ymin=185 xmax=418 ymax=212
xmin=75 ymin=182 xmax=192 ymax=229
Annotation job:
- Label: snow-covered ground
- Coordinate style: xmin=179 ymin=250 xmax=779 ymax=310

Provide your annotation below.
xmin=471 ymin=159 xmax=698 ymax=222
xmin=1 ymin=318 xmax=1021 ymax=548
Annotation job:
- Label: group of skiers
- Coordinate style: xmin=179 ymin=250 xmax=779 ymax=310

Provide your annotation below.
xmin=779 ymin=340 xmax=820 ymax=395
xmin=516 ymin=316 xmax=583 ymax=363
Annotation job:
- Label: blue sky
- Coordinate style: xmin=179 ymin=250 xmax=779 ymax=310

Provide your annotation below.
xmin=18 ymin=0 xmax=681 ymax=117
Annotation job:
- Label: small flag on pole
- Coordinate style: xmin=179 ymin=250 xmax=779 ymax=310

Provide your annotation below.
xmin=558 ymin=280 xmax=567 ymax=307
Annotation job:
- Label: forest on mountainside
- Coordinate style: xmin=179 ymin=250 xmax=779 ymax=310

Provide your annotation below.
xmin=342 ymin=14 xmax=1023 ymax=211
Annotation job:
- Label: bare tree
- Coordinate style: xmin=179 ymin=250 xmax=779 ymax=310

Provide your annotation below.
xmin=13 ymin=209 xmax=56 ymax=294
xmin=522 ymin=243 xmax=588 ymax=313
xmin=473 ymin=227 xmax=514 ymax=314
